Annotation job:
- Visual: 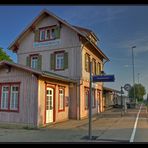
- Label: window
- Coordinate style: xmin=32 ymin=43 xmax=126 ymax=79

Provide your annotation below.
xmin=10 ymin=86 xmax=19 ymax=110
xmin=85 ymin=53 xmax=90 ymax=72
xmin=1 ymin=86 xmax=9 ymax=109
xmin=92 ymin=89 xmax=96 ymax=108
xmin=26 ymin=54 xmax=42 ymax=70
xmin=55 ymin=53 xmax=64 ymax=70
xmin=92 ymin=58 xmax=96 ymax=75
xmin=84 ymin=87 xmax=89 ymax=110
xmin=40 ymin=30 xmax=45 ymax=41
xmin=97 ymin=62 xmax=101 ymax=75
xmin=39 ymin=26 xmax=57 ymax=41
xmin=50 ymin=51 xmax=68 ymax=71
xmin=0 ymin=83 xmax=20 ymax=112
xmin=31 ymin=55 xmax=39 ymax=69
xmin=58 ymin=87 xmax=65 ymax=111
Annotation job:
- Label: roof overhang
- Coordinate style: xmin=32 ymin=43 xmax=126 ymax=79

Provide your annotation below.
xmin=0 ymin=61 xmax=76 ymax=84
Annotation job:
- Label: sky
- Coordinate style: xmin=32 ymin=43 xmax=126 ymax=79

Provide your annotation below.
xmin=0 ymin=5 xmax=148 ymax=98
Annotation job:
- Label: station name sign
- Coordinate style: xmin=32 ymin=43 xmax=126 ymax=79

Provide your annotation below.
xmin=93 ymin=75 xmax=115 ymax=82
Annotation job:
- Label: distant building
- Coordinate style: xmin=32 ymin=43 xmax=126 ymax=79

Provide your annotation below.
xmin=103 ymin=87 xmax=120 ymax=110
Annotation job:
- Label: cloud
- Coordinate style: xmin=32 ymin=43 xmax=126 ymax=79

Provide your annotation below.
xmin=110 ymin=31 xmax=148 ymax=55
xmin=57 ymin=6 xmax=128 ymax=26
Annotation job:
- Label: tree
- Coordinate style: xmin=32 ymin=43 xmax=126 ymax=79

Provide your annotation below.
xmin=0 ymin=47 xmax=13 ymax=62
xmin=128 ymin=83 xmax=146 ymax=102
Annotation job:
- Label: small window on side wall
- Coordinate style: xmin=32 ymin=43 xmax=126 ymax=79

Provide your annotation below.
xmin=85 ymin=53 xmax=90 ymax=72
xmin=58 ymin=87 xmax=65 ymax=112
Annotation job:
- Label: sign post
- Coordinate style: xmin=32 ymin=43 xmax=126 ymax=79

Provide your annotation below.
xmin=88 ymin=70 xmax=115 ymax=140
xmin=89 ymin=62 xmax=92 ymax=140
xmin=123 ymin=84 xmax=131 ymax=112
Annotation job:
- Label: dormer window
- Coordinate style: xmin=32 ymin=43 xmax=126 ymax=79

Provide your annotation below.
xmin=38 ymin=26 xmax=59 ymax=42
xmin=40 ymin=30 xmax=45 ymax=41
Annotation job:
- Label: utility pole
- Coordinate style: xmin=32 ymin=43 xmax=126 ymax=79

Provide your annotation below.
xmin=138 ymin=73 xmax=140 ymax=84
xmin=131 ymin=46 xmax=136 ymax=104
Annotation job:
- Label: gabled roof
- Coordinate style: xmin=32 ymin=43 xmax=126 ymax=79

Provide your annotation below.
xmin=73 ymin=25 xmax=99 ymax=41
xmin=0 ymin=60 xmax=76 ymax=83
xmin=8 ymin=9 xmax=109 ymax=61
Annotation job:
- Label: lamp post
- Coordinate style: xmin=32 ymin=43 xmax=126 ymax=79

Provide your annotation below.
xmin=138 ymin=73 xmax=140 ymax=84
xmin=131 ymin=46 xmax=136 ymax=104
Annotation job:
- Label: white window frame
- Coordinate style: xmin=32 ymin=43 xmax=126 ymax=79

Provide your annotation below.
xmin=40 ymin=29 xmax=45 ymax=41
xmin=40 ymin=27 xmax=56 ymax=41
xmin=59 ymin=88 xmax=64 ymax=111
xmin=10 ymin=85 xmax=19 ymax=110
xmin=92 ymin=89 xmax=95 ymax=108
xmin=31 ymin=55 xmax=38 ymax=69
xmin=55 ymin=53 xmax=64 ymax=70
xmin=1 ymin=86 xmax=9 ymax=109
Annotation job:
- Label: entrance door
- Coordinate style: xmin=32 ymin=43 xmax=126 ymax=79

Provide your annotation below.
xmin=46 ymin=87 xmax=54 ymax=123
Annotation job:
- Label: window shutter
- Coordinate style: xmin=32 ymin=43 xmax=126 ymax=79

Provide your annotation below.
xmin=50 ymin=53 xmax=55 ymax=70
xmin=64 ymin=52 xmax=68 ymax=69
xmin=96 ymin=63 xmax=99 ymax=75
xmin=55 ymin=26 xmax=60 ymax=39
xmin=26 ymin=56 xmax=31 ymax=67
xmin=34 ymin=29 xmax=40 ymax=42
xmin=99 ymin=63 xmax=101 ymax=75
xmin=38 ymin=55 xmax=42 ymax=70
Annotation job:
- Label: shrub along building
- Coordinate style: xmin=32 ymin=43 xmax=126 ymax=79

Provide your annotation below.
xmin=0 ymin=9 xmax=109 ymax=127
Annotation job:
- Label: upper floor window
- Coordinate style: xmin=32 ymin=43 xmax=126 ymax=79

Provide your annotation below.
xmin=34 ymin=25 xmax=61 ymax=42
xmin=56 ymin=53 xmax=64 ymax=70
xmin=39 ymin=27 xmax=56 ymax=41
xmin=50 ymin=51 xmax=68 ymax=71
xmin=31 ymin=55 xmax=39 ymax=69
xmin=92 ymin=58 xmax=96 ymax=75
xmin=96 ymin=62 xmax=101 ymax=75
xmin=26 ymin=54 xmax=42 ymax=70
xmin=85 ymin=53 xmax=90 ymax=72
xmin=40 ymin=30 xmax=45 ymax=41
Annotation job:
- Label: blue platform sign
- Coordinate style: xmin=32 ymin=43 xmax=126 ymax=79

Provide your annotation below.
xmin=93 ymin=75 xmax=115 ymax=82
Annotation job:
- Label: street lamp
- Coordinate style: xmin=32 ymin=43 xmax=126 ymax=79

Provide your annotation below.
xmin=138 ymin=73 xmax=140 ymax=84
xmin=131 ymin=46 xmax=136 ymax=104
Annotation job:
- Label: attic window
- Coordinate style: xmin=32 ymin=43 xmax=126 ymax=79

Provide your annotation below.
xmin=38 ymin=25 xmax=60 ymax=42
